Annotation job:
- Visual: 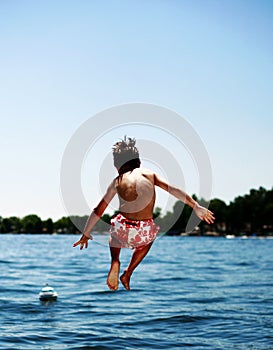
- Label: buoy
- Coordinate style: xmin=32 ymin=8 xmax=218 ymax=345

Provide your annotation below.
xmin=39 ymin=284 xmax=58 ymax=301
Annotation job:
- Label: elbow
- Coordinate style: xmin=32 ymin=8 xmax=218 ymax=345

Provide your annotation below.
xmin=93 ymin=199 xmax=108 ymax=217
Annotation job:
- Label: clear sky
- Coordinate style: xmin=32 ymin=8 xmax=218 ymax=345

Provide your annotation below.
xmin=0 ymin=0 xmax=272 ymax=220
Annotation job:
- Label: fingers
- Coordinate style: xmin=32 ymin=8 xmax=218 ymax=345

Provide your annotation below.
xmin=205 ymin=216 xmax=214 ymax=224
xmin=202 ymin=210 xmax=215 ymax=224
xmin=73 ymin=237 xmax=90 ymax=249
xmin=195 ymin=206 xmax=216 ymax=224
xmin=79 ymin=241 xmax=88 ymax=250
xmin=73 ymin=240 xmax=81 ymax=247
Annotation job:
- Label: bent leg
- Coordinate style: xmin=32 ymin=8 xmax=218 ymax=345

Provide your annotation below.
xmin=107 ymin=236 xmax=121 ymax=291
xmin=120 ymin=241 xmax=153 ymax=291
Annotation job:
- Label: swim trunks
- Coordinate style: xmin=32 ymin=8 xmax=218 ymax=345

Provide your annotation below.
xmin=110 ymin=213 xmax=160 ymax=249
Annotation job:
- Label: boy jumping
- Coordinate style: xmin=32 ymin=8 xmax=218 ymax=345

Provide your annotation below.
xmin=73 ymin=137 xmax=215 ymax=291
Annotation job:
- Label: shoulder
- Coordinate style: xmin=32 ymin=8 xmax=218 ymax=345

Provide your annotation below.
xmin=139 ymin=167 xmax=156 ymax=183
xmin=140 ymin=167 xmax=154 ymax=176
xmin=107 ymin=178 xmax=117 ymax=194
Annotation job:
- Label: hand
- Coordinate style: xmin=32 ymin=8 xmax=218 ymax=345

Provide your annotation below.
xmin=194 ymin=204 xmax=215 ymax=224
xmin=73 ymin=233 xmax=93 ymax=250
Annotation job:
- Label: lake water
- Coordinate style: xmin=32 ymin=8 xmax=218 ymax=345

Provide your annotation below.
xmin=1 ymin=234 xmax=273 ymax=349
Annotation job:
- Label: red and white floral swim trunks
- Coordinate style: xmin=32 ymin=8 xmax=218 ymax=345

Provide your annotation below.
xmin=110 ymin=213 xmax=160 ymax=249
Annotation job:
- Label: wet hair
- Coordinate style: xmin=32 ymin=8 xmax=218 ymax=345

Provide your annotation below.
xmin=112 ymin=136 xmax=141 ymax=174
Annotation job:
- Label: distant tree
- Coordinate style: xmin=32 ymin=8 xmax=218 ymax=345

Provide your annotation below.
xmin=153 ymin=207 xmax=162 ymax=219
xmin=261 ymin=187 xmax=273 ymax=232
xmin=227 ymin=195 xmax=247 ymax=234
xmin=158 ymin=211 xmax=175 ymax=233
xmin=208 ymin=199 xmax=227 ymax=233
xmin=9 ymin=216 xmax=22 ymax=232
xmin=226 ymin=187 xmax=273 ymax=235
xmin=1 ymin=218 xmax=12 ymax=233
xmin=70 ymin=216 xmax=89 ymax=233
xmin=209 ymin=199 xmax=227 ymax=220
xmin=21 ymin=214 xmax=42 ymax=233
xmin=263 ymin=203 xmax=273 ymax=230
xmin=170 ymin=201 xmax=193 ymax=233
xmin=54 ymin=216 xmax=80 ymax=233
xmin=42 ymin=218 xmax=54 ymax=233
xmin=249 ymin=187 xmax=273 ymax=233
xmin=0 ymin=216 xmax=22 ymax=233
xmin=94 ymin=213 xmax=111 ymax=232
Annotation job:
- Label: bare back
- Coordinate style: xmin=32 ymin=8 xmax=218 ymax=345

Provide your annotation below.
xmin=115 ymin=168 xmax=155 ymax=220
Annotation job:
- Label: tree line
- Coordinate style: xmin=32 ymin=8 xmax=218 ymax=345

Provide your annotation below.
xmin=1 ymin=186 xmax=272 ymax=236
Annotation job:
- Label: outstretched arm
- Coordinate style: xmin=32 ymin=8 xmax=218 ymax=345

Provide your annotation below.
xmin=73 ymin=180 xmax=117 ymax=249
xmin=154 ymin=174 xmax=215 ymax=224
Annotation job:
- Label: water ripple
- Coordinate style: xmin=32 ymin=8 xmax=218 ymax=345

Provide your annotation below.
xmin=0 ymin=235 xmax=273 ymax=349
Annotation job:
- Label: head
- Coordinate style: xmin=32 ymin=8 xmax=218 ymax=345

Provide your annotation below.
xmin=112 ymin=136 xmax=141 ymax=175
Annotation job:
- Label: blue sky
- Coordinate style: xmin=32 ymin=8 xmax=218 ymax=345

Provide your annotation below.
xmin=0 ymin=0 xmax=272 ymax=220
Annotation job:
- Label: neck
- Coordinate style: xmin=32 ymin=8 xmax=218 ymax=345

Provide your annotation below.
xmin=118 ymin=164 xmax=139 ymax=175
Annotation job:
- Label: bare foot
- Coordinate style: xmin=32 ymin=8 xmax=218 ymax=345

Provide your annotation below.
xmin=120 ymin=270 xmax=131 ymax=291
xmin=107 ymin=261 xmax=120 ymax=291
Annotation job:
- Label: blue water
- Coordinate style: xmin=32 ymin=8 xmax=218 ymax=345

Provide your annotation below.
xmin=1 ymin=234 xmax=273 ymax=349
